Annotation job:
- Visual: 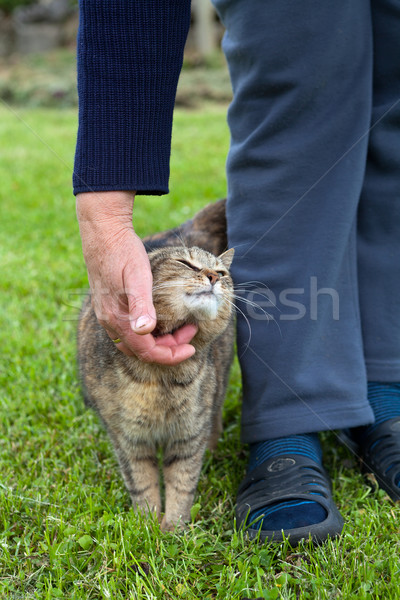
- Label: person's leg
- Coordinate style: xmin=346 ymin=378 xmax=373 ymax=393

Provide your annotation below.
xmin=213 ymin=0 xmax=374 ymax=541
xmin=354 ymin=0 xmax=400 ymax=500
xmin=358 ymin=0 xmax=400 ymax=382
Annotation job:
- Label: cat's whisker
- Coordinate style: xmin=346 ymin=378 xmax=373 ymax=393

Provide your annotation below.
xmin=232 ymin=295 xmax=279 ymax=323
xmin=223 ymin=297 xmax=252 ymax=353
xmin=233 ymin=286 xmax=281 ymax=312
xmin=234 ymin=282 xmax=279 ymax=304
xmin=152 ymin=282 xmax=187 ymax=292
xmin=226 ymin=241 xmax=252 ymax=251
xmin=172 ymin=230 xmax=188 ymax=248
xmin=152 ymin=284 xmax=186 ymax=291
xmin=229 ymin=294 xmax=283 ymax=340
xmin=234 ymin=281 xmax=276 ymax=295
xmin=232 ymin=293 xmax=273 ymax=314
xmin=238 ymin=295 xmax=282 ymax=338
xmin=234 ymin=280 xmax=273 ymax=289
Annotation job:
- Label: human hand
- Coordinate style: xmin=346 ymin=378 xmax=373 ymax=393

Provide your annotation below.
xmin=76 ymin=191 xmax=197 ymax=364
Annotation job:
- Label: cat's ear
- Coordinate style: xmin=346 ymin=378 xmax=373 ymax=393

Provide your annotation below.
xmin=218 ymin=248 xmax=235 ymax=270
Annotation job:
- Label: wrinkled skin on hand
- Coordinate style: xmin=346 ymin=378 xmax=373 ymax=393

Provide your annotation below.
xmin=76 ymin=191 xmax=197 ymax=364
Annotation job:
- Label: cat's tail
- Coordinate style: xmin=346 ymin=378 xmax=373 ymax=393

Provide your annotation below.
xmin=143 ymin=198 xmax=227 ymax=256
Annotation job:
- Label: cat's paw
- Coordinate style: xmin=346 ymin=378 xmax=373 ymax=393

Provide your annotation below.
xmin=160 ymin=515 xmax=188 ymax=533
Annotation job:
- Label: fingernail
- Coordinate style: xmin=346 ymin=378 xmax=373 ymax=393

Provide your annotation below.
xmin=133 ymin=315 xmax=151 ymax=330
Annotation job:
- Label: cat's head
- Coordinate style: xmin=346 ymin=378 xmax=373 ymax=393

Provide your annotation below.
xmin=149 ymin=246 xmax=234 ymax=342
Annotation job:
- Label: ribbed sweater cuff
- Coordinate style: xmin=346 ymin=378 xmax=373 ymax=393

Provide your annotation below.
xmin=73 ymin=0 xmax=191 ymax=196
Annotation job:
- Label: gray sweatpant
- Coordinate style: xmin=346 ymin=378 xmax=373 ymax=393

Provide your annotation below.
xmin=213 ymin=0 xmax=400 ymax=442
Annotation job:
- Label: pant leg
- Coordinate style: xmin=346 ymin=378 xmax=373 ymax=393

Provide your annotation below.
xmin=212 ymin=0 xmax=375 ymax=442
xmin=358 ymin=0 xmax=400 ymax=381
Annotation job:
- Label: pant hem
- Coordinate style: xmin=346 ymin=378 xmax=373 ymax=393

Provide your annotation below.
xmin=365 ymin=360 xmax=400 ymax=382
xmin=241 ymin=401 xmax=374 ymax=444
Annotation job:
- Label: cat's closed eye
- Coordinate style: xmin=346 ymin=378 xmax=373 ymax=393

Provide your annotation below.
xmin=175 ymin=259 xmax=200 ymax=272
xmin=175 ymin=258 xmax=227 ymax=278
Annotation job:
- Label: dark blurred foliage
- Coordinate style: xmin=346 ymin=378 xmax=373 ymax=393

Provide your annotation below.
xmin=0 ymin=0 xmax=33 ymax=16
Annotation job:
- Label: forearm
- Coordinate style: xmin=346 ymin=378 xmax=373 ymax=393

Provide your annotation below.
xmin=73 ymin=0 xmax=191 ymax=197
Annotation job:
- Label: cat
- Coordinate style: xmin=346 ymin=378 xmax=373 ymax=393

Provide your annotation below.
xmin=78 ymin=240 xmax=234 ymax=531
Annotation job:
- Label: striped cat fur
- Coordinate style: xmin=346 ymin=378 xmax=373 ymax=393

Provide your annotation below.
xmin=78 ymin=227 xmax=234 ymax=531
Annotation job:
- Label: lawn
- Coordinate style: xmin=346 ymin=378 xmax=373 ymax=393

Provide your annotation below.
xmin=0 ymin=103 xmax=400 ymax=599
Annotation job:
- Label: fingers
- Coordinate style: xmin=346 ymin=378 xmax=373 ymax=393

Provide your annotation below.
xmin=112 ymin=341 xmax=136 ymax=356
xmin=103 ymin=323 xmax=198 ymax=364
xmin=102 ymin=325 xmax=135 ymax=356
xmin=115 ymin=334 xmax=196 ymax=364
xmin=138 ymin=340 xmax=196 ymax=365
xmin=170 ymin=323 xmax=198 ymax=345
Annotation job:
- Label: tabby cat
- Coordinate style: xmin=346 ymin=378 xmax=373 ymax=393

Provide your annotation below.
xmin=78 ymin=241 xmax=234 ymax=531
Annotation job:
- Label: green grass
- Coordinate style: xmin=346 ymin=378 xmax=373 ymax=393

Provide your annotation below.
xmin=1 ymin=103 xmax=400 ymax=599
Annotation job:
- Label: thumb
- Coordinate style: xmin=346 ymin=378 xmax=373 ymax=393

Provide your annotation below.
xmin=130 ymin=305 xmax=157 ymax=334
xmin=124 ymin=254 xmax=157 ymax=335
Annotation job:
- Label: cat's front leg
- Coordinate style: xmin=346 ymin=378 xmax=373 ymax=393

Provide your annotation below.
xmin=112 ymin=438 xmax=162 ymax=518
xmin=161 ymin=435 xmax=208 ymax=531
xmin=208 ymin=408 xmax=223 ymax=452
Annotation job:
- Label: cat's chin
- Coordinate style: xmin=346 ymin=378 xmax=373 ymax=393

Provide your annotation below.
xmin=183 ymin=291 xmax=220 ymax=321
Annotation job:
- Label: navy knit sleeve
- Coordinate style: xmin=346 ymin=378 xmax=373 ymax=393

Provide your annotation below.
xmin=73 ymin=1 xmax=191 ymax=196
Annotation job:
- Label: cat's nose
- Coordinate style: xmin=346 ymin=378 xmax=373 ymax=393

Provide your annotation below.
xmin=203 ymin=269 xmax=219 ymax=286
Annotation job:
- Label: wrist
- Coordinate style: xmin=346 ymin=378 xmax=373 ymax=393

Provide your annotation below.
xmin=76 ymin=191 xmax=136 ymax=225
